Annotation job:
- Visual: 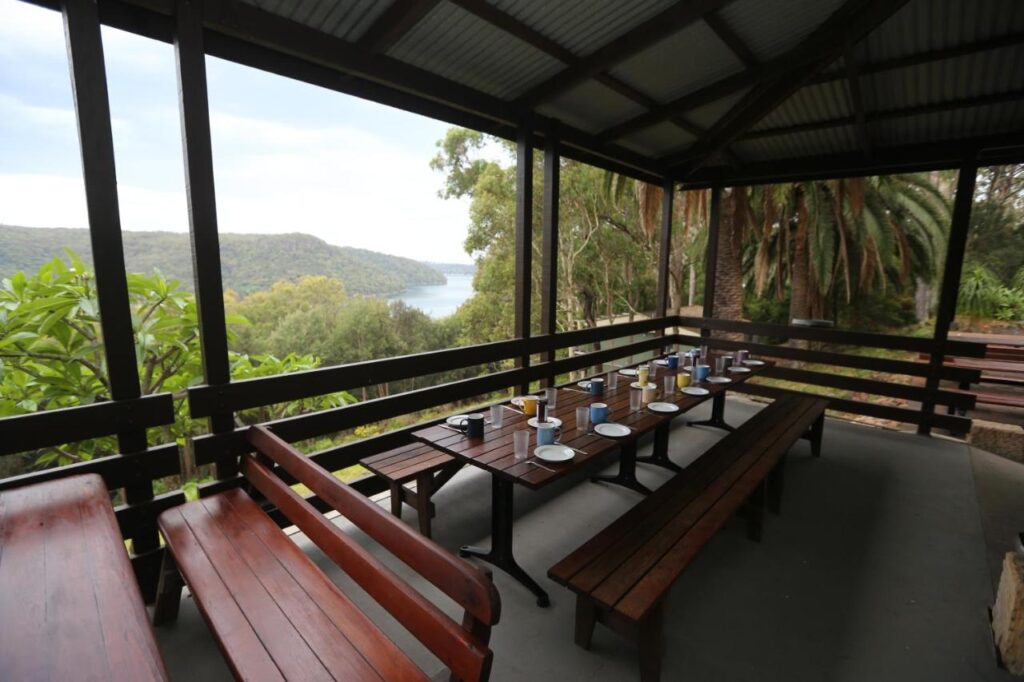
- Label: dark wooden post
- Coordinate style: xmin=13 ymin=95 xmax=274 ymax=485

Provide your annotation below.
xmin=919 ymin=163 xmax=977 ymax=435
xmin=514 ymin=125 xmax=533 ymax=395
xmin=62 ymin=0 xmax=160 ymax=571
xmin=175 ymin=0 xmax=236 ymax=477
xmin=540 ymin=132 xmax=559 ymax=386
xmin=701 ymin=186 xmax=723 ymax=339
xmin=656 ymin=178 xmax=674 ymax=347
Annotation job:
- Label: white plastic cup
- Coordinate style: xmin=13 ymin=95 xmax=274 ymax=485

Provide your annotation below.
xmin=545 ymin=386 xmax=558 ymax=408
xmin=576 ymin=406 xmax=590 ymax=432
xmin=607 ymin=371 xmax=618 ymax=390
xmin=489 ymin=404 xmax=504 ymax=429
xmin=629 ymin=388 xmax=642 ymax=412
xmin=513 ymin=430 xmax=530 ymax=461
xmin=664 ymin=375 xmax=675 ymax=396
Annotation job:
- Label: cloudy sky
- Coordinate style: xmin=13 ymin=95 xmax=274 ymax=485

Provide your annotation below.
xmin=0 ymin=0 xmax=489 ymax=264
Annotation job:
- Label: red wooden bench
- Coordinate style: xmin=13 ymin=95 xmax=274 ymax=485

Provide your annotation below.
xmin=154 ymin=425 xmax=500 ymax=681
xmin=0 ymin=474 xmax=170 ymax=682
xmin=549 ymin=395 xmax=827 ymax=682
xmin=361 ymin=442 xmax=461 ymax=538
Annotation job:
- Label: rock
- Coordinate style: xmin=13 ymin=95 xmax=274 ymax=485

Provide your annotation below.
xmin=993 ymin=552 xmax=1024 ymax=675
xmin=970 ymin=420 xmax=1024 ymax=463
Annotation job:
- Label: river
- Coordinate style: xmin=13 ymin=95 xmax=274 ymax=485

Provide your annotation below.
xmin=388 ymin=273 xmax=475 ymax=318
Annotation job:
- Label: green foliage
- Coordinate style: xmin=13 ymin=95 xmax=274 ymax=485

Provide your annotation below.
xmin=957 ymin=262 xmax=1024 ymax=322
xmin=0 ymin=225 xmax=443 ymax=297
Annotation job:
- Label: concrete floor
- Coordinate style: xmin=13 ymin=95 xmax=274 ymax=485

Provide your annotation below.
xmin=155 ymin=399 xmax=1018 ymax=682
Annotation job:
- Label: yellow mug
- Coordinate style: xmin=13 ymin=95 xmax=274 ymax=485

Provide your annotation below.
xmin=520 ymin=395 xmax=539 ymax=416
xmin=676 ymin=372 xmax=691 ymax=389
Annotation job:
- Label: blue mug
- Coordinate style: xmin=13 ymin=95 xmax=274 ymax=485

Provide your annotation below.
xmin=694 ymin=364 xmax=711 ymax=382
xmin=590 ymin=402 xmax=609 ymax=425
xmin=536 ymin=423 xmax=560 ymax=445
xmin=590 ymin=377 xmax=605 ymax=395
xmin=667 ymin=354 xmax=679 ymax=369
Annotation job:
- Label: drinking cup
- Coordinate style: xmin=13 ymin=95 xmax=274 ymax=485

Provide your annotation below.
xmin=513 ymin=430 xmax=530 ymax=461
xmin=677 ymin=371 xmax=692 ymax=389
xmin=664 ymin=375 xmax=675 ymax=396
xmin=576 ymin=406 xmax=590 ymax=432
xmin=489 ymin=404 xmax=504 ymax=429
xmin=536 ymin=401 xmax=548 ymax=424
xmin=606 ymin=371 xmax=618 ymax=390
xmin=545 ymin=387 xmax=558 ymax=408
xmin=715 ymin=356 xmax=726 ymax=375
xmin=459 ymin=413 xmax=485 ymax=438
xmin=736 ymin=350 xmax=750 ymax=363
xmin=521 ymin=395 xmax=538 ymax=417
xmin=694 ymin=364 xmax=711 ymax=382
xmin=629 ymin=388 xmax=642 ymax=412
xmin=667 ymin=354 xmax=679 ymax=369
xmin=637 ymin=365 xmax=650 ymax=385
xmin=590 ymin=402 xmax=609 ymax=425
xmin=642 ymin=382 xmax=657 ymax=404
xmin=722 ymin=356 xmax=734 ymax=370
xmin=536 ymin=422 xmax=560 ymax=446
xmin=590 ymin=377 xmax=605 ymax=395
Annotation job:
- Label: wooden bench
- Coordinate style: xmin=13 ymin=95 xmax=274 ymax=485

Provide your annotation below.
xmin=154 ymin=425 xmax=500 ymax=682
xmin=548 ymin=395 xmax=827 ymax=682
xmin=361 ymin=442 xmax=461 ymax=538
xmin=0 ymin=474 xmax=170 ymax=682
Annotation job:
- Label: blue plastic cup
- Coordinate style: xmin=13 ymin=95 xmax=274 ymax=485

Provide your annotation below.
xmin=694 ymin=364 xmax=711 ymax=382
xmin=667 ymin=355 xmax=679 ymax=369
xmin=590 ymin=402 xmax=609 ymax=425
xmin=536 ymin=423 xmax=559 ymax=445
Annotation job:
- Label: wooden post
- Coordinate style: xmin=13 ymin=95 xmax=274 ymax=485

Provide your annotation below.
xmin=919 ymin=163 xmax=977 ymax=435
xmin=701 ymin=186 xmax=723 ymax=339
xmin=656 ymin=179 xmax=674 ymax=348
xmin=540 ymin=132 xmax=560 ymax=386
xmin=175 ymin=0 xmax=236 ymax=476
xmin=514 ymin=125 xmax=533 ymax=395
xmin=62 ymin=0 xmax=159 ymax=568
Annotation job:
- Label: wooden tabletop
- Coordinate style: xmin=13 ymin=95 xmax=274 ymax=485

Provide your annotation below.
xmin=412 ymin=357 xmax=768 ymax=491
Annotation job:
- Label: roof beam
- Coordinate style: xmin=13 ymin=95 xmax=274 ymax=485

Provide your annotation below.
xmin=515 ymin=0 xmax=734 ymax=108
xmin=671 ymin=0 xmax=912 ymax=177
xmin=356 ymin=0 xmax=442 ymax=54
xmin=704 ymin=11 xmax=757 ymax=68
xmin=844 ymin=42 xmax=871 ymax=157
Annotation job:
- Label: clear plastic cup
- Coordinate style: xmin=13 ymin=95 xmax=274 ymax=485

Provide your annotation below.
xmin=607 ymin=371 xmax=618 ymax=389
xmin=513 ymin=430 xmax=530 ymax=461
xmin=629 ymin=388 xmax=642 ymax=412
xmin=576 ymin=406 xmax=590 ymax=432
xmin=715 ymin=356 xmax=726 ymax=375
xmin=664 ymin=375 xmax=675 ymax=396
xmin=545 ymin=386 xmax=558 ymax=408
xmin=489 ymin=404 xmax=504 ymax=429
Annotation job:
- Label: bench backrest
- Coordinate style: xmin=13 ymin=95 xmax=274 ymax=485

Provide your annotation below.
xmin=244 ymin=425 xmax=500 ymax=682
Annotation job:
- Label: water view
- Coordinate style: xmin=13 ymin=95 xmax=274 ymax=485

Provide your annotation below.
xmin=389 ymin=272 xmax=475 ymax=318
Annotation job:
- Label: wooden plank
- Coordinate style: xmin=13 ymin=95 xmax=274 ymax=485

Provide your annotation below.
xmin=0 ymin=394 xmax=175 ymax=456
xmin=0 ymin=444 xmax=180 ymax=493
xmin=759 ymin=365 xmax=975 ymax=409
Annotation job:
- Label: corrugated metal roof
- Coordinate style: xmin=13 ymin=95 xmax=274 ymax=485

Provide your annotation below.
xmin=488 ymin=0 xmax=677 ymax=57
xmin=609 ymin=20 xmax=745 ymax=104
xmin=537 ymin=79 xmax=647 ymax=134
xmin=241 ymin=0 xmax=390 ymax=42
xmin=733 ymin=126 xmax=859 ymax=161
xmin=717 ymin=0 xmax=848 ymax=63
xmin=618 ymin=120 xmax=696 ymax=157
xmin=687 ymin=89 xmax=750 ymax=129
xmin=871 ymin=102 xmax=1024 ymax=147
xmin=854 ymin=0 xmax=1024 ymax=63
xmin=754 ymin=80 xmax=852 ymax=131
xmin=386 ymin=2 xmax=564 ymax=99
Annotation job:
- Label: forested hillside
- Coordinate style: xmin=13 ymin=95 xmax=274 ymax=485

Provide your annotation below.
xmin=0 ymin=225 xmax=445 ymax=295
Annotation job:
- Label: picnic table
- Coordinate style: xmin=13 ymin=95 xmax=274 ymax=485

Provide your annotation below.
xmin=412 ymin=356 xmax=769 ymax=606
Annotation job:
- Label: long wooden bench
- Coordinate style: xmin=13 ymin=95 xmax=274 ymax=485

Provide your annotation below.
xmin=0 ymin=474 xmax=170 ymax=681
xmin=548 ymin=395 xmax=827 ymax=682
xmin=361 ymin=442 xmax=461 ymax=538
xmin=154 ymin=425 xmax=500 ymax=682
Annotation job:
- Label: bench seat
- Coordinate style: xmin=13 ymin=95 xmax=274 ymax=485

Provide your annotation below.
xmin=361 ymin=442 xmax=460 ymax=537
xmin=549 ymin=395 xmax=827 ymax=682
xmin=0 ymin=474 xmax=169 ymax=682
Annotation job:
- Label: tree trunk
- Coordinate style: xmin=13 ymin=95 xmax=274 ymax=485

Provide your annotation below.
xmin=789 ymin=218 xmax=811 ymax=323
xmin=915 ymin=277 xmax=931 ymax=322
xmin=712 ymin=189 xmax=744 ymax=322
xmin=688 ymin=263 xmax=696 ymax=307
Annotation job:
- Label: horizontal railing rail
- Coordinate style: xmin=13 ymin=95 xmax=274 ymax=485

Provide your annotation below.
xmin=0 ymin=443 xmax=181 ymax=493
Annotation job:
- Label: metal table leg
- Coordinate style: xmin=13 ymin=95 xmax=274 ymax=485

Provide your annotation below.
xmin=591 ymin=440 xmax=653 ymax=495
xmin=690 ymin=392 xmax=736 ymax=432
xmin=636 ymin=422 xmax=683 ymax=473
xmin=459 ymin=476 xmax=550 ymax=607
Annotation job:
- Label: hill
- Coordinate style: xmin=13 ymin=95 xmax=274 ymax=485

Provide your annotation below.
xmin=0 ymin=226 xmax=445 ymax=296
xmin=424 ymin=262 xmax=475 ymax=275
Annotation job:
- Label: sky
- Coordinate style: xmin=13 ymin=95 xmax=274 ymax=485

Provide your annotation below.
xmin=0 ymin=0 xmax=493 ymax=264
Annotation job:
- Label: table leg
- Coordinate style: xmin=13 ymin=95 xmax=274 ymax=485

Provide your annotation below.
xmin=690 ymin=392 xmax=736 ymax=432
xmin=636 ymin=423 xmax=683 ymax=473
xmin=591 ymin=440 xmax=653 ymax=495
xmin=458 ymin=476 xmax=550 ymax=607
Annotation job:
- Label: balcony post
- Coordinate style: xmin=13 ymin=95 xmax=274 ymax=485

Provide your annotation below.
xmin=701 ymin=185 xmax=723 ymax=339
xmin=919 ymin=163 xmax=977 ymax=435
xmin=540 ymin=131 xmax=560 ymax=386
xmin=175 ymin=0 xmax=236 ymax=476
xmin=656 ymin=179 xmax=674 ymax=347
xmin=514 ymin=124 xmax=533 ymax=394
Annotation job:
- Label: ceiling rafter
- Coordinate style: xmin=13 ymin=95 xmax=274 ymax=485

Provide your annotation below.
xmin=844 ymin=42 xmax=871 ymax=157
xmin=356 ymin=0 xmax=442 ymax=54
xmin=669 ymin=0 xmax=912 ymax=177
xmin=514 ymin=0 xmax=734 ymax=108
xmin=703 ymin=11 xmax=757 ymax=68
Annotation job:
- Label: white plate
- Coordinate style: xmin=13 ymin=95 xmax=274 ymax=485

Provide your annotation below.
xmin=728 ymin=366 xmax=752 ymax=373
xmin=534 ymin=444 xmax=574 ymax=463
xmin=618 ymin=368 xmax=638 ymax=376
xmin=682 ymin=387 xmax=710 ymax=396
xmin=577 ymin=380 xmax=591 ymax=389
xmin=648 ymin=402 xmax=680 ymax=413
xmin=654 ymin=358 xmax=670 ymax=366
xmin=594 ymin=422 xmax=631 ymax=438
xmin=527 ymin=416 xmax=563 ymax=429
xmin=743 ymin=359 xmax=765 ymax=366
xmin=446 ymin=415 xmax=470 ymax=426
xmin=707 ymin=376 xmax=732 ymax=384
xmin=630 ymin=381 xmax=657 ymax=390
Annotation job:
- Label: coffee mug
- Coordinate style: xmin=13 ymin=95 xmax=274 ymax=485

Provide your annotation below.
xmin=676 ymin=371 xmax=691 ymax=389
xmin=521 ymin=395 xmax=539 ymax=416
xmin=536 ymin=422 xmax=560 ymax=445
xmin=667 ymin=354 xmax=679 ymax=369
xmin=637 ymin=365 xmax=650 ymax=385
xmin=590 ymin=402 xmax=609 ymax=425
xmin=694 ymin=364 xmax=711 ymax=382
xmin=736 ymin=350 xmax=750 ymax=363
xmin=590 ymin=377 xmax=605 ymax=395
xmin=641 ymin=382 xmax=657 ymax=404
xmin=458 ymin=413 xmax=485 ymax=438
